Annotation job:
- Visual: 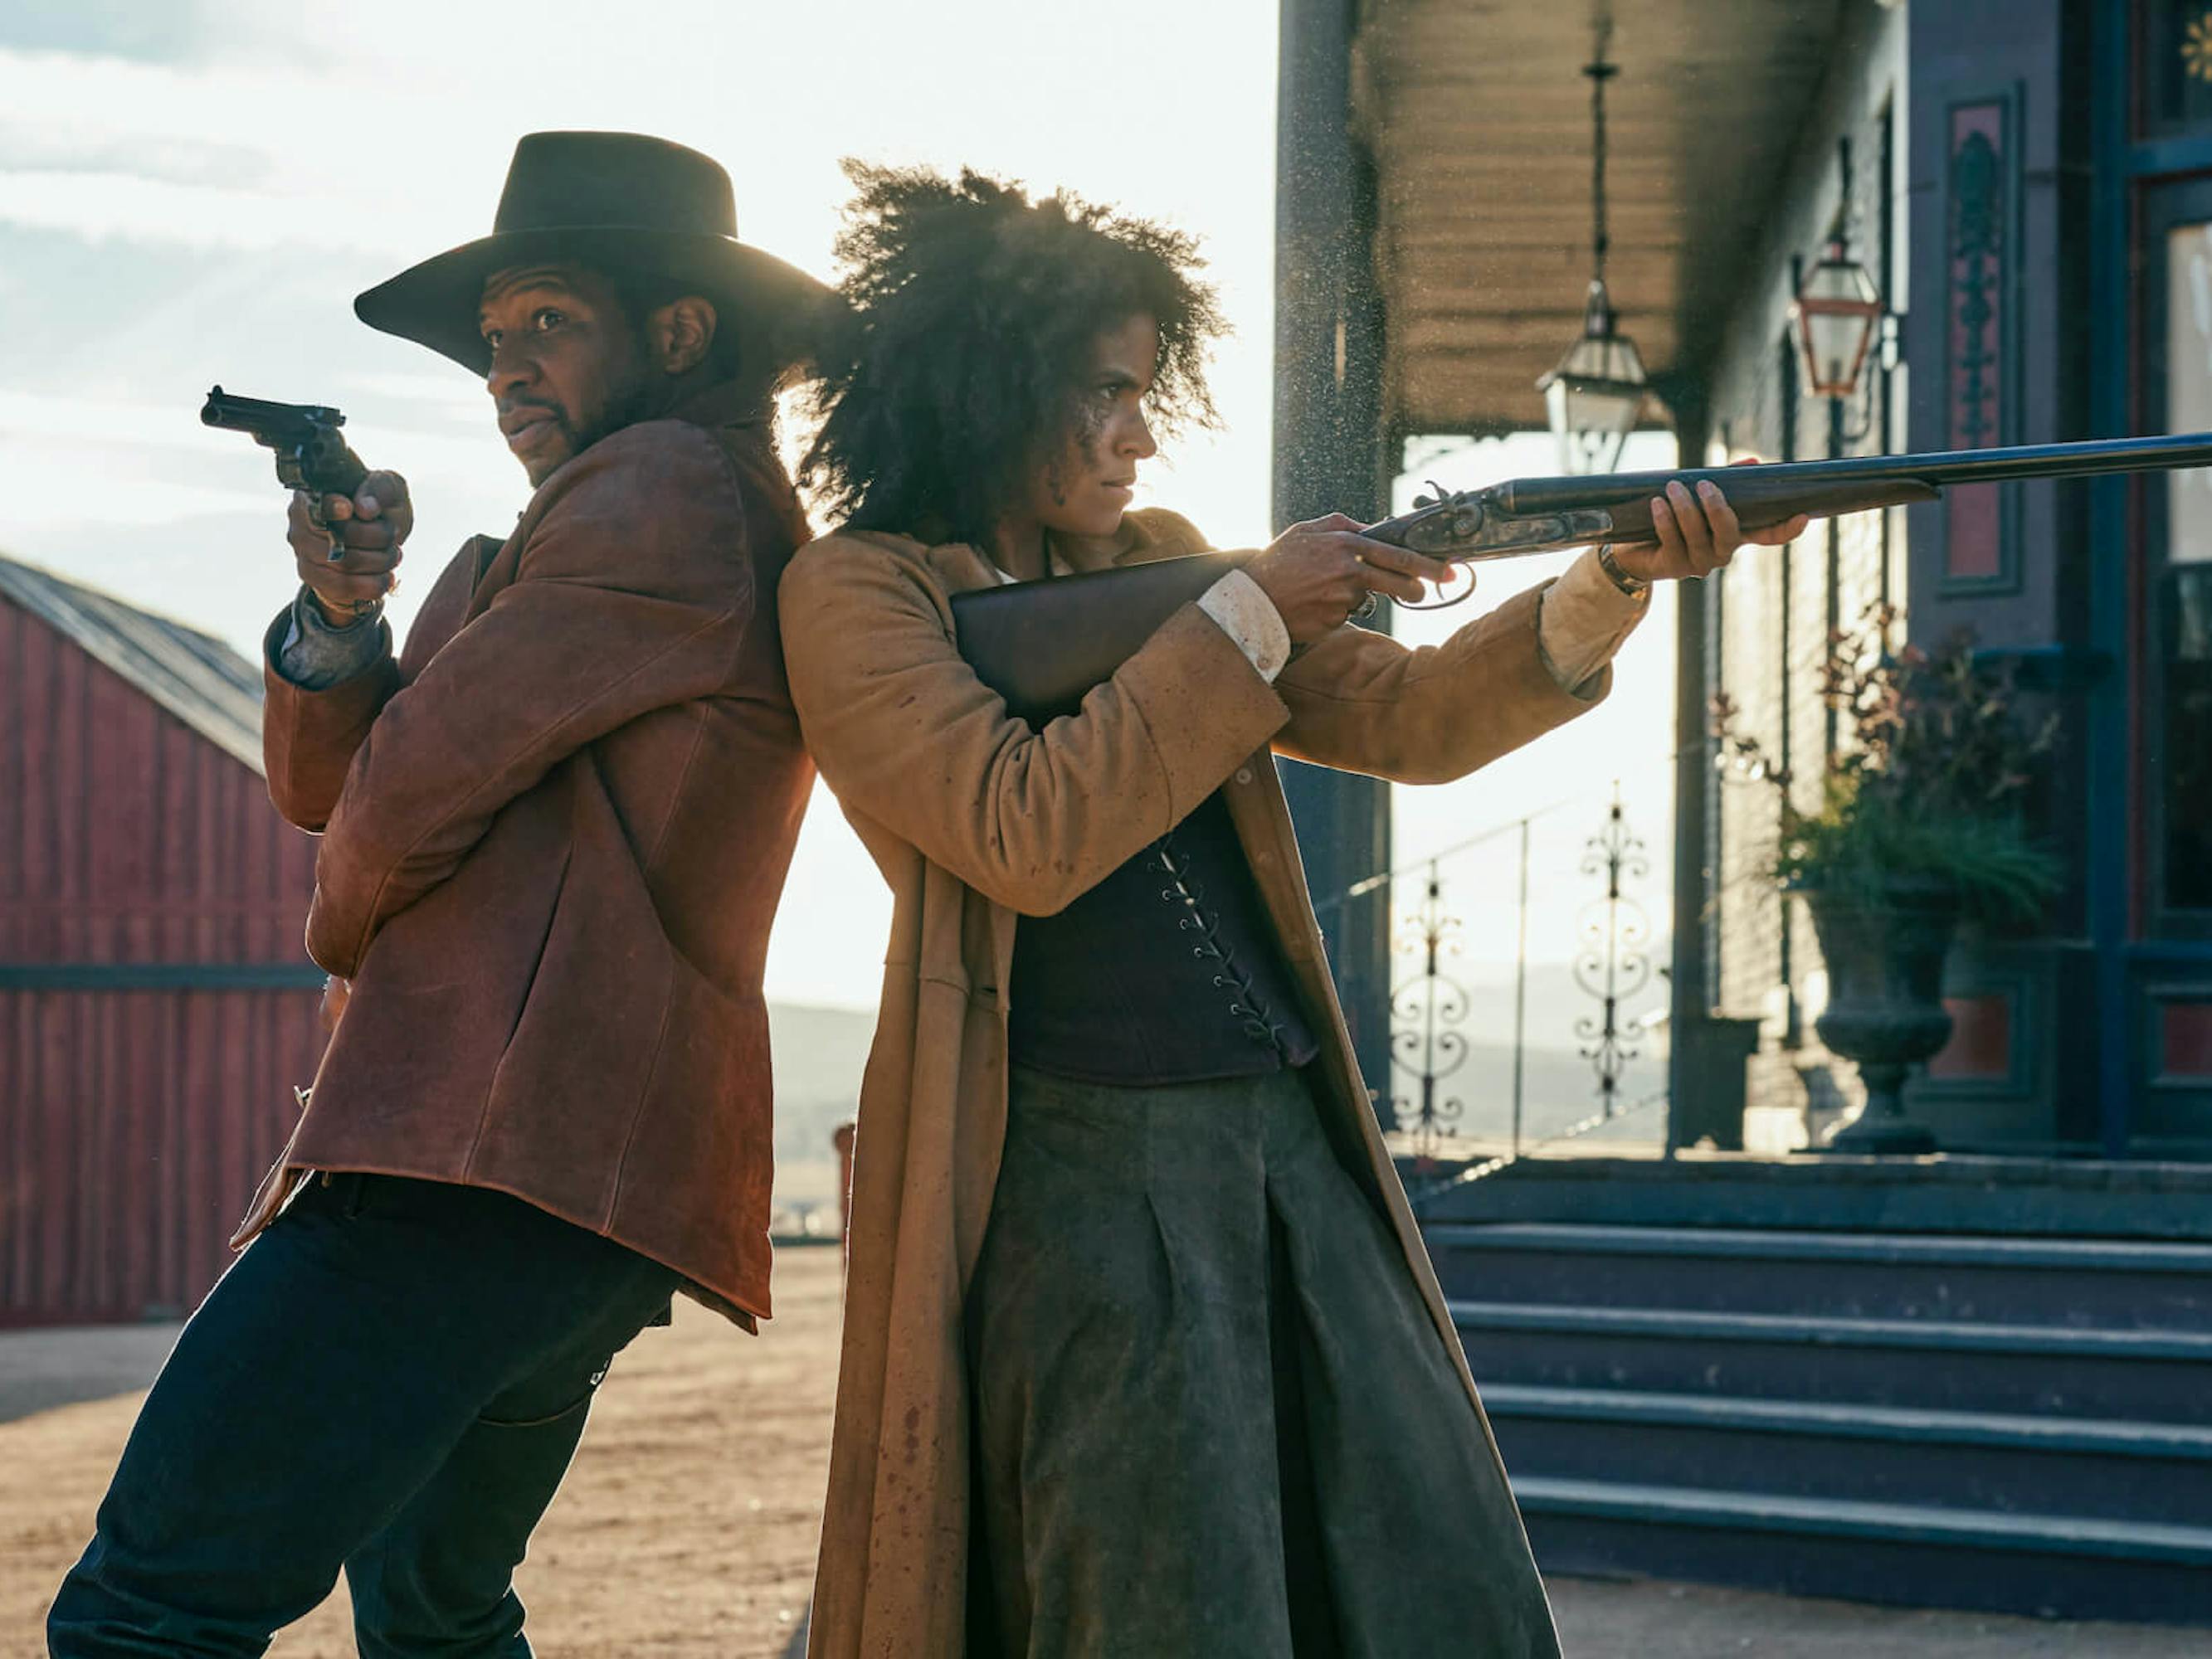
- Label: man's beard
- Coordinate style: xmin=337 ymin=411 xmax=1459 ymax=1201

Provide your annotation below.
xmin=524 ymin=373 xmax=682 ymax=484
xmin=573 ymin=373 xmax=680 ymax=455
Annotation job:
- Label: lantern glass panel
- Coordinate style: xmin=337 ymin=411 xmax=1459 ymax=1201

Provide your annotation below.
xmin=1539 ymin=325 xmax=1649 ymax=474
xmin=1793 ymin=253 xmax=1883 ymax=397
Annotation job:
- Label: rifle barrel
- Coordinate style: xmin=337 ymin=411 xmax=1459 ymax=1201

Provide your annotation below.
xmin=1495 ymin=431 xmax=2212 ymax=515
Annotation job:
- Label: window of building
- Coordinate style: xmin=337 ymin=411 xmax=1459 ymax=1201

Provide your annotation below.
xmin=2151 ymin=216 xmax=2212 ymax=915
xmin=2141 ymin=2 xmax=2212 ymax=137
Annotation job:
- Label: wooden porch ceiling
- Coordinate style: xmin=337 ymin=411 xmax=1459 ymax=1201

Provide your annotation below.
xmin=1351 ymin=0 xmax=1846 ymax=437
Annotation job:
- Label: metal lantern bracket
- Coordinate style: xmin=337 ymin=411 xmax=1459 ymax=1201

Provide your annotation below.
xmin=1793 ymin=237 xmax=1886 ymax=400
xmin=1537 ymin=41 xmax=1654 ymax=475
xmin=1791 ymin=135 xmax=1890 ymax=419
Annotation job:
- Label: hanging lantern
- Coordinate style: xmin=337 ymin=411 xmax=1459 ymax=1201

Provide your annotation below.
xmin=1791 ymin=234 xmax=1884 ymax=399
xmin=1538 ymin=276 xmax=1650 ymax=475
xmin=1537 ymin=48 xmax=1652 ymax=474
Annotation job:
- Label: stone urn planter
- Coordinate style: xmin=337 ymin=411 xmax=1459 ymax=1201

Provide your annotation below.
xmin=1805 ymin=882 xmax=1961 ymax=1155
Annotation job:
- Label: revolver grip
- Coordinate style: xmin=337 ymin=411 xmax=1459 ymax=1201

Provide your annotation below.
xmin=295 ymin=441 xmax=372 ymax=563
xmin=294 ymin=436 xmax=371 ymax=562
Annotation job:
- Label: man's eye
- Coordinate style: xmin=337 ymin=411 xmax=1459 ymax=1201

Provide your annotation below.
xmin=533 ymin=309 xmax=566 ymax=332
xmin=481 ymin=328 xmax=503 ymax=348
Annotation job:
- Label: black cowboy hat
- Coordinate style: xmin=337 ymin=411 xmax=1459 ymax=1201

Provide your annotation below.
xmin=354 ymin=130 xmax=831 ymax=379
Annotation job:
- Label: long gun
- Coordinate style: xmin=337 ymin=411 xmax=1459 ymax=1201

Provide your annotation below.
xmin=201 ymin=386 xmax=369 ymax=562
xmin=953 ymin=431 xmax=2212 ymax=723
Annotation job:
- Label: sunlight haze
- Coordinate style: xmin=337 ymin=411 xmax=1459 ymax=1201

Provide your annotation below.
xmin=0 ymin=0 xmax=1676 ymax=1042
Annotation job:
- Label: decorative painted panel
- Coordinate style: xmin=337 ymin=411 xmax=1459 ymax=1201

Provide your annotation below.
xmin=2159 ymin=999 xmax=2212 ymax=1078
xmin=1928 ymin=992 xmax=2015 ymax=1082
xmin=1942 ymin=92 xmax=2020 ymax=595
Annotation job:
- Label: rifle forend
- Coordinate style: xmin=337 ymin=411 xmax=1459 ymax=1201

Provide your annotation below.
xmin=1367 ymin=430 xmax=2212 ymax=562
xmin=952 ymin=431 xmax=2212 ymax=724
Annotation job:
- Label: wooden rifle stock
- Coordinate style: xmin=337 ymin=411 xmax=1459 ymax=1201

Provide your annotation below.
xmin=953 ymin=552 xmax=1250 ymax=724
xmin=952 ymin=431 xmax=2212 ymax=725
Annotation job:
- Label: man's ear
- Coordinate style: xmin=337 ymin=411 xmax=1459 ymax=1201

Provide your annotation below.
xmin=651 ymin=295 xmax=718 ymax=375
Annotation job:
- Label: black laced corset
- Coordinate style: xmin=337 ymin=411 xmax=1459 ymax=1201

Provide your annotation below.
xmin=1006 ymin=791 xmax=1319 ymax=1086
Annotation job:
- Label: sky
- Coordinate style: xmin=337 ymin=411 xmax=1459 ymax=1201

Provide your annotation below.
xmin=0 ymin=0 xmax=1682 ymax=1093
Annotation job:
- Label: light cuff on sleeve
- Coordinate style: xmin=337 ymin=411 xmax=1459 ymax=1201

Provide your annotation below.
xmin=1196 ymin=569 xmax=1293 ymax=684
xmin=1535 ymin=547 xmax=1651 ymax=697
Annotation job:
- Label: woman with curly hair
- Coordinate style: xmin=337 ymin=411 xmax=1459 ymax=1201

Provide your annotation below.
xmin=782 ymin=164 xmax=1794 ymax=1659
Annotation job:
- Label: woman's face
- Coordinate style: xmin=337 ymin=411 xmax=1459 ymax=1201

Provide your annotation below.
xmin=1024 ymin=313 xmax=1162 ymax=541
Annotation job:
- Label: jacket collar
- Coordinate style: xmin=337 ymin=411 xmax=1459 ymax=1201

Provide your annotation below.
xmin=476 ymin=377 xmax=772 ymax=594
xmin=909 ymin=508 xmax=1162 ymax=587
xmin=666 ymin=376 xmax=772 ymax=435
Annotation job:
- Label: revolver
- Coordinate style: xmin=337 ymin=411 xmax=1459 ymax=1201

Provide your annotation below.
xmin=201 ymin=385 xmax=370 ymax=562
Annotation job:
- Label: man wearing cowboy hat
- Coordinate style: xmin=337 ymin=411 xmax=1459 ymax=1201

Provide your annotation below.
xmin=51 ymin=132 xmax=826 ymax=1655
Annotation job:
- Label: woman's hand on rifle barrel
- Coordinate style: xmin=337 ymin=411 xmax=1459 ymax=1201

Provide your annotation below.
xmin=1608 ymin=459 xmax=1810 ymax=584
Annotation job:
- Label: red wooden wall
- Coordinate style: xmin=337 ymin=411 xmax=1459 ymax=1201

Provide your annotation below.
xmin=1 ymin=599 xmax=326 ymax=1325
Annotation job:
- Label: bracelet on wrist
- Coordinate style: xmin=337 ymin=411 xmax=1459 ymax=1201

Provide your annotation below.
xmin=306 ymin=588 xmax=383 ymax=630
xmin=1595 ymin=543 xmax=1651 ymax=599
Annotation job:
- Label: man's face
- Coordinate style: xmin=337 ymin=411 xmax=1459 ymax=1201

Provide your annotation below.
xmin=479 ymin=264 xmax=647 ymax=485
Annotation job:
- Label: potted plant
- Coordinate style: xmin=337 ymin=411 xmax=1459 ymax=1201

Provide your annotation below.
xmin=1713 ymin=606 xmax=2062 ymax=1153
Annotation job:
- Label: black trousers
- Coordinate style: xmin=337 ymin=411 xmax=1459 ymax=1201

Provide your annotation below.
xmin=48 ymin=1173 xmax=679 ymax=1658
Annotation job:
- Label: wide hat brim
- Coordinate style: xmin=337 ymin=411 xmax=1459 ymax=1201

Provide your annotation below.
xmin=353 ymin=225 xmax=833 ymax=380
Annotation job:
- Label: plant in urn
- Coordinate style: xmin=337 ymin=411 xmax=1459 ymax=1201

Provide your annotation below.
xmin=1715 ymin=607 xmax=2060 ymax=1153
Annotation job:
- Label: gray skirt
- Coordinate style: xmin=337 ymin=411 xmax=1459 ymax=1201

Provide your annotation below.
xmin=966 ymin=1065 xmax=1559 ymax=1659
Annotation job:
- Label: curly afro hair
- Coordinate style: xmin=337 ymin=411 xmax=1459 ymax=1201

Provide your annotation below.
xmin=801 ymin=163 xmax=1225 ymax=548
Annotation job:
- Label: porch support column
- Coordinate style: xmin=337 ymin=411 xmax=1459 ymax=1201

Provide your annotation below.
xmin=1274 ymin=0 xmax=1394 ymax=1112
xmin=1666 ymin=383 xmax=1757 ymax=1150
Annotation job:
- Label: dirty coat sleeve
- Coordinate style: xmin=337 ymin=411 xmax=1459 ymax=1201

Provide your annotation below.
xmin=778 ymin=533 xmax=1292 ymax=918
xmin=1125 ymin=507 xmax=1615 ymax=788
xmin=1269 ymin=581 xmax=1615 ymax=785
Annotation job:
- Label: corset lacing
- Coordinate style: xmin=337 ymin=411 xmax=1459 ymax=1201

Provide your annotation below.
xmin=1148 ymin=831 xmax=1296 ymax=1060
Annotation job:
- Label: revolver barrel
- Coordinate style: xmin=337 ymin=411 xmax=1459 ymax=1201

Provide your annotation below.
xmin=200 ymin=385 xmax=346 ymax=439
xmin=201 ymin=384 xmax=369 ymax=560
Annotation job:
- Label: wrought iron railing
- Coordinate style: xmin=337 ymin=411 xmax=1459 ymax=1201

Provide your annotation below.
xmin=1576 ymin=786 xmax=1654 ymax=1120
xmin=1388 ymin=860 xmax=1469 ymax=1160
xmin=1316 ymin=780 xmax=1669 ymax=1200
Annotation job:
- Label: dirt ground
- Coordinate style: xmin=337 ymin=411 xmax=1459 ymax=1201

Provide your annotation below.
xmin=0 ymin=1244 xmax=844 ymax=1659
xmin=4 ymin=1240 xmax=2204 ymax=1657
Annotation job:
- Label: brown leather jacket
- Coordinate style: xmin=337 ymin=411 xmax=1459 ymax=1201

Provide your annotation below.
xmin=235 ymin=382 xmax=814 ymax=1325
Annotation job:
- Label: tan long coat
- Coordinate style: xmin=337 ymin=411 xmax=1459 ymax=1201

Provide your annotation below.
xmin=780 ymin=508 xmax=1611 ymax=1657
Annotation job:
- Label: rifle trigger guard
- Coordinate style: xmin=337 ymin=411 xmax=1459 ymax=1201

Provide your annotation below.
xmin=1399 ymin=564 xmax=1478 ymax=612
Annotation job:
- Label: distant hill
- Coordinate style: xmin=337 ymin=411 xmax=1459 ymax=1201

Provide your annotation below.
xmin=768 ymin=1001 xmax=876 ymax=1162
xmin=765 ymin=1000 xmax=1662 ymax=1218
xmin=767 ymin=1003 xmax=876 ymax=1224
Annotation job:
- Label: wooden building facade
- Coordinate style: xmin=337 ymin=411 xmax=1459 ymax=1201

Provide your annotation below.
xmin=1276 ymin=3 xmax=2212 ymax=1618
xmin=0 ymin=554 xmax=324 ymax=1326
xmin=1688 ymin=0 xmax=2212 ymax=1160
xmin=1276 ymin=0 xmax=2212 ymax=1161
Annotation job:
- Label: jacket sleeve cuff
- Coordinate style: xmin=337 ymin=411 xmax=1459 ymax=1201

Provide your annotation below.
xmin=272 ymin=590 xmax=392 ymax=691
xmin=1536 ymin=548 xmax=1650 ymax=698
xmin=1196 ymin=570 xmax=1291 ymax=684
xmin=1113 ymin=604 xmax=1290 ymax=816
